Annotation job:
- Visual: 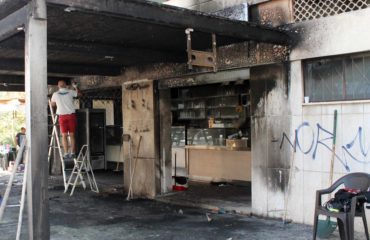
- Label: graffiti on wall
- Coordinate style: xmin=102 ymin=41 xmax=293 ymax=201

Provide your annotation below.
xmin=280 ymin=121 xmax=370 ymax=172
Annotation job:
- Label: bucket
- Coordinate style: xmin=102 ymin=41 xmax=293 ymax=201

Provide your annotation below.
xmin=172 ymin=176 xmax=188 ymax=191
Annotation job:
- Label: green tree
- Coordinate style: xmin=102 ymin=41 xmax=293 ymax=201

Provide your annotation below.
xmin=0 ymin=91 xmax=26 ymax=147
xmin=0 ymin=110 xmax=26 ymax=147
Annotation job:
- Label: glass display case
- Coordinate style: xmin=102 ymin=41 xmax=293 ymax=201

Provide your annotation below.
xmin=187 ymin=128 xmax=243 ymax=146
xmin=171 ymin=126 xmax=186 ymax=147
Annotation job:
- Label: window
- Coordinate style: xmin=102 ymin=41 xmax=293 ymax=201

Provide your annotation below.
xmin=304 ymin=53 xmax=370 ymax=102
xmin=293 ymin=0 xmax=369 ymax=23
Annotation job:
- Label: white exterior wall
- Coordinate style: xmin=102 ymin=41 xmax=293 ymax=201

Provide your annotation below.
xmin=282 ymin=62 xmax=370 ymax=230
xmin=252 ymin=7 xmax=370 ymax=230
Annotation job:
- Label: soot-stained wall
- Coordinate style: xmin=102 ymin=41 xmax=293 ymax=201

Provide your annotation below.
xmin=283 ymin=8 xmax=370 ymax=228
xmin=122 ymin=79 xmax=158 ymax=198
xmin=250 ymin=63 xmax=292 ymax=218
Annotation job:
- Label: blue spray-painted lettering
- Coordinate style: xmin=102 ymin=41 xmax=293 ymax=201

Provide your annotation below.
xmin=280 ymin=122 xmax=370 ymax=172
xmin=296 ymin=122 xmax=314 ymax=154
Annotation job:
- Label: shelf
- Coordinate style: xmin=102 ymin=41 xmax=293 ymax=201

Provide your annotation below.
xmin=171 ymin=105 xmax=240 ymax=111
xmin=178 ymin=117 xmax=206 ymax=120
xmin=177 ymin=116 xmax=239 ymax=120
xmin=172 ymin=94 xmax=239 ymax=101
xmin=177 ymin=107 xmax=205 ymax=110
xmin=214 ymin=116 xmax=240 ymax=119
xmin=206 ymin=105 xmax=238 ymax=109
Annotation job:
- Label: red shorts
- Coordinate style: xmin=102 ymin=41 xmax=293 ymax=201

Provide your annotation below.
xmin=59 ymin=113 xmax=76 ymax=134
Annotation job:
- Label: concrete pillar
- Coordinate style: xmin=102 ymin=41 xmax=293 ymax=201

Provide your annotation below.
xmin=123 ymin=79 xmax=157 ymax=198
xmin=250 ymin=64 xmax=290 ymax=218
xmin=158 ymin=88 xmax=172 ymax=193
xmin=25 ymin=0 xmax=49 ymax=239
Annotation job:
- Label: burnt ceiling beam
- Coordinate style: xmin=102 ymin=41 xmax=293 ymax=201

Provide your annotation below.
xmin=47 ymin=39 xmax=183 ymax=62
xmin=46 ymin=0 xmax=291 ymax=45
xmin=0 ymin=4 xmax=29 ymax=42
xmin=0 ymin=59 xmax=122 ymax=76
xmin=0 ymin=75 xmax=24 ymax=85
xmin=0 ymin=75 xmax=24 ymax=92
xmin=0 ymin=85 xmax=25 ymax=92
xmin=0 ymin=74 xmax=70 ymax=85
xmin=0 ymin=0 xmax=29 ymax=20
xmin=0 ymin=36 xmax=183 ymax=63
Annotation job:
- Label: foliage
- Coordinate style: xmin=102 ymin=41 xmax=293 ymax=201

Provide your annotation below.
xmin=0 ymin=92 xmax=26 ymax=147
xmin=0 ymin=110 xmax=26 ymax=147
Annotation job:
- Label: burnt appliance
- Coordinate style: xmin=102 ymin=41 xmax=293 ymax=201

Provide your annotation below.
xmin=76 ymin=108 xmax=106 ymax=170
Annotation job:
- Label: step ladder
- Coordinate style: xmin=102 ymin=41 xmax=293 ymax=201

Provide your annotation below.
xmin=47 ymin=99 xmax=68 ymax=190
xmin=0 ymin=140 xmax=29 ymax=240
xmin=64 ymin=145 xmax=99 ymax=196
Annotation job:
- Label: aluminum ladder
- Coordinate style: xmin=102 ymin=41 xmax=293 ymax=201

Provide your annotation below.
xmin=64 ymin=145 xmax=99 ymax=196
xmin=0 ymin=140 xmax=29 ymax=240
xmin=47 ymin=99 xmax=68 ymax=191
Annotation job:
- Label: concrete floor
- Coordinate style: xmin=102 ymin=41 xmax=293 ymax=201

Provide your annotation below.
xmin=0 ymin=170 xmax=368 ymax=240
xmin=157 ymin=181 xmax=252 ymax=215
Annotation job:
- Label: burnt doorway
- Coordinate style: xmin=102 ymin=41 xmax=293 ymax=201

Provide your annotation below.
xmin=77 ymin=86 xmax=123 ymax=189
xmin=158 ymin=76 xmax=252 ymax=213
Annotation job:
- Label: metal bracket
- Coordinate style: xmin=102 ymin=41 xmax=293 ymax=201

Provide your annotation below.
xmin=185 ymin=28 xmax=217 ymax=72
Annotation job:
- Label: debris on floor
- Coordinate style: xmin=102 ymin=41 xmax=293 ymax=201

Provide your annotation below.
xmin=1 ymin=171 xmax=364 ymax=240
xmin=206 ymin=213 xmax=212 ymax=222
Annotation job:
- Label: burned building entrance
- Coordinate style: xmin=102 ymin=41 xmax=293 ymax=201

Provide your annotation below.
xmin=76 ymin=87 xmax=123 ymax=171
xmin=0 ymin=0 xmax=291 ymax=236
xmin=158 ymin=69 xmax=252 ymax=212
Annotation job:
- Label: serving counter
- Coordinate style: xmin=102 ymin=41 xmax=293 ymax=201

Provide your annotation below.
xmin=181 ymin=145 xmax=251 ymax=182
xmin=171 ymin=126 xmax=251 ymax=182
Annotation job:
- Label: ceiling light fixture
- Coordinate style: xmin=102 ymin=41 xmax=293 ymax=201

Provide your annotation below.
xmin=64 ymin=7 xmax=76 ymax=12
xmin=104 ymin=56 xmax=115 ymax=61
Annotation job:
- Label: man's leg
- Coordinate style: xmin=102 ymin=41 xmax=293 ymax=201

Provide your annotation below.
xmin=59 ymin=115 xmax=69 ymax=157
xmin=69 ymin=114 xmax=77 ymax=156
xmin=69 ymin=132 xmax=76 ymax=154
xmin=61 ymin=133 xmax=69 ymax=155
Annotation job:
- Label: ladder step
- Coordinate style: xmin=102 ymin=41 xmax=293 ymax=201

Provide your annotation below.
xmin=68 ymin=183 xmax=84 ymax=186
xmin=6 ymin=204 xmax=20 ymax=208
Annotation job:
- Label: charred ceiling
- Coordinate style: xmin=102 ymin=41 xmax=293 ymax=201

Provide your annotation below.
xmin=0 ymin=0 xmax=290 ymax=91
xmin=0 ymin=0 xmax=29 ymax=21
xmin=0 ymin=74 xmax=70 ymax=92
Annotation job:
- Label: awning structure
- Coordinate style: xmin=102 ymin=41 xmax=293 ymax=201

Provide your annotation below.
xmin=0 ymin=1 xmax=291 ymax=238
xmin=0 ymin=0 xmax=290 ymax=91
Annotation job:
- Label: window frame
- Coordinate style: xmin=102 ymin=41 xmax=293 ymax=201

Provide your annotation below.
xmin=303 ymin=52 xmax=370 ymax=103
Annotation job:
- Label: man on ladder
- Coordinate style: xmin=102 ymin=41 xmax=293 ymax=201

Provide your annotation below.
xmin=50 ymin=80 xmax=99 ymax=195
xmin=51 ymin=80 xmax=80 ymax=159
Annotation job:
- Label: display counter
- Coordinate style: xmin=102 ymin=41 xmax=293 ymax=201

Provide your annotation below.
xmin=170 ymin=83 xmax=251 ymax=183
xmin=184 ymin=145 xmax=250 ymax=151
xmin=184 ymin=145 xmax=251 ymax=182
xmin=171 ymin=127 xmax=251 ymax=182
